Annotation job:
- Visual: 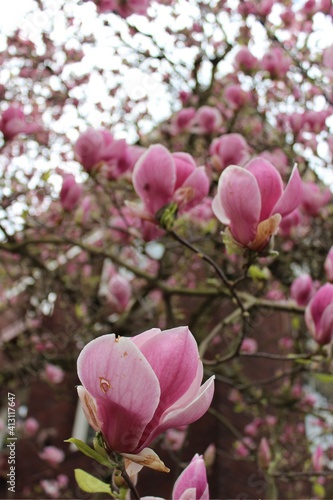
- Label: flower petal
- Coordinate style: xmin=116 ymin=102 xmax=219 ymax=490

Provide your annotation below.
xmin=246 ymin=158 xmax=283 ymax=221
xmin=77 ymin=334 xmax=160 ymax=452
xmin=249 ymin=213 xmax=281 ymax=252
xmin=141 ymin=376 xmax=215 ymax=449
xmin=132 ymin=145 xmax=176 ymax=215
xmin=77 ymin=386 xmax=102 ymax=432
xmin=137 ymin=326 xmax=201 ymax=410
xmin=273 ymin=165 xmax=302 ymax=217
xmin=318 ymin=303 xmax=333 ymax=345
xmin=122 ymin=448 xmax=170 ymax=473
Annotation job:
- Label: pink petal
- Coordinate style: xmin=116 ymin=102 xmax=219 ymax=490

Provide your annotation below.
xmin=179 ymin=167 xmax=210 ymax=211
xmin=77 ymin=386 xmax=102 ymax=432
xmin=273 ymin=165 xmax=302 ymax=217
xmin=141 ymin=376 xmax=215 ymax=448
xmin=131 ymin=328 xmax=162 ymax=350
xmin=77 ymin=334 xmax=160 ymax=452
xmin=318 ymin=303 xmax=333 ymax=344
xmin=214 ymin=166 xmax=261 ymax=246
xmin=172 ymin=152 xmax=197 ymax=189
xmin=132 ymin=145 xmax=176 ymax=215
xmin=246 ymin=158 xmax=283 ymax=221
xmin=137 ymin=326 xmax=201 ymax=409
xmin=122 ymin=447 xmax=170 ymax=473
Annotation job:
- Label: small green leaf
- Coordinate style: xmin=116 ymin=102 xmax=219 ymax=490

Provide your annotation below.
xmin=313 ymin=481 xmax=325 ymax=498
xmin=74 ymin=469 xmax=113 ymax=496
xmin=65 ymin=437 xmax=115 ymax=468
xmin=313 ymin=373 xmax=333 ymax=383
xmin=294 ymin=358 xmax=312 ymax=365
xmin=248 ymin=265 xmax=270 ymax=281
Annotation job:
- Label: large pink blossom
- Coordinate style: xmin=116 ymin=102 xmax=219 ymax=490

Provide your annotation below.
xmin=132 ymin=144 xmax=209 ymax=218
xmin=212 ymin=158 xmax=302 ymax=251
xmin=77 ymin=327 xmax=214 ymax=471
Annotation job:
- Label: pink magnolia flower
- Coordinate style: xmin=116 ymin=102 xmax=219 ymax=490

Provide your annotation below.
xmin=301 ymin=181 xmax=331 ymax=216
xmin=324 ymin=247 xmax=333 ymax=282
xmin=39 ymin=446 xmax=65 ymax=466
xmin=240 ymin=337 xmax=258 ymax=354
xmin=60 ymin=174 xmax=82 ymax=211
xmin=261 ymin=47 xmax=291 ymax=79
xmin=74 ymin=129 xmax=131 ymax=177
xmin=24 ymin=417 xmax=40 ymax=437
xmin=44 ymin=364 xmax=65 ymax=384
xmin=209 ymin=133 xmax=249 ymax=172
xmin=257 ymin=438 xmax=271 ymax=470
xmin=132 ymin=145 xmax=209 ymax=218
xmin=191 ymin=106 xmax=222 ymax=134
xmin=172 ymin=454 xmax=209 ymax=500
xmin=305 ymin=284 xmax=333 ymax=345
xmin=234 ymin=47 xmax=258 ymax=72
xmin=224 ymin=84 xmax=250 ymax=108
xmin=312 ymin=445 xmax=324 ymax=473
xmin=77 ymin=327 xmax=215 ymax=472
xmin=212 ymin=158 xmax=302 ymax=251
xmin=108 ymin=274 xmax=132 ymax=312
xmin=171 ymin=107 xmax=196 ymax=134
xmin=290 ymin=274 xmax=314 ymax=306
xmin=0 ymin=106 xmax=40 ymax=141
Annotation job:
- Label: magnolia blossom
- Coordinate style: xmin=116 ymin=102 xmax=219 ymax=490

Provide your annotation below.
xmin=0 ymin=106 xmax=40 ymax=141
xmin=60 ymin=174 xmax=82 ymax=212
xmin=324 ymin=247 xmax=333 ymax=282
xmin=77 ymin=327 xmax=214 ymax=472
xmin=132 ymin=144 xmax=209 ymax=219
xmin=74 ymin=128 xmax=131 ymax=177
xmin=107 ymin=274 xmax=132 ymax=312
xmin=39 ymin=446 xmax=65 ymax=466
xmin=191 ymin=106 xmax=223 ymax=134
xmin=305 ymin=284 xmax=333 ymax=344
xmin=212 ymin=158 xmax=302 ymax=251
xmin=44 ymin=364 xmax=65 ymax=384
xmin=301 ymin=181 xmax=331 ymax=216
xmin=172 ymin=454 xmax=209 ymax=500
xmin=290 ymin=274 xmax=314 ymax=306
xmin=209 ymin=134 xmax=249 ymax=172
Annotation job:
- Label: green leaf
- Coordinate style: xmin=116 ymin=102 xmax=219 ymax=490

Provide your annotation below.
xmin=313 ymin=373 xmax=333 ymax=383
xmin=294 ymin=358 xmax=312 ymax=365
xmin=248 ymin=265 xmax=270 ymax=281
xmin=313 ymin=481 xmax=325 ymax=498
xmin=74 ymin=469 xmax=113 ymax=496
xmin=65 ymin=437 xmax=115 ymax=468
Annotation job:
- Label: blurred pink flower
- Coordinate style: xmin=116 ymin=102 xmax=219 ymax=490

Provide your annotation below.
xmin=290 ymin=274 xmax=314 ymax=306
xmin=209 ymin=133 xmax=249 ymax=172
xmin=305 ymin=283 xmax=333 ymax=344
xmin=60 ymin=174 xmax=82 ymax=212
xmin=39 ymin=446 xmax=65 ymax=466
xmin=44 ymin=364 xmax=65 ymax=384
xmin=24 ymin=417 xmax=39 ymax=437
xmin=324 ymin=247 xmax=333 ymax=282
xmin=0 ymin=106 xmax=40 ymax=141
